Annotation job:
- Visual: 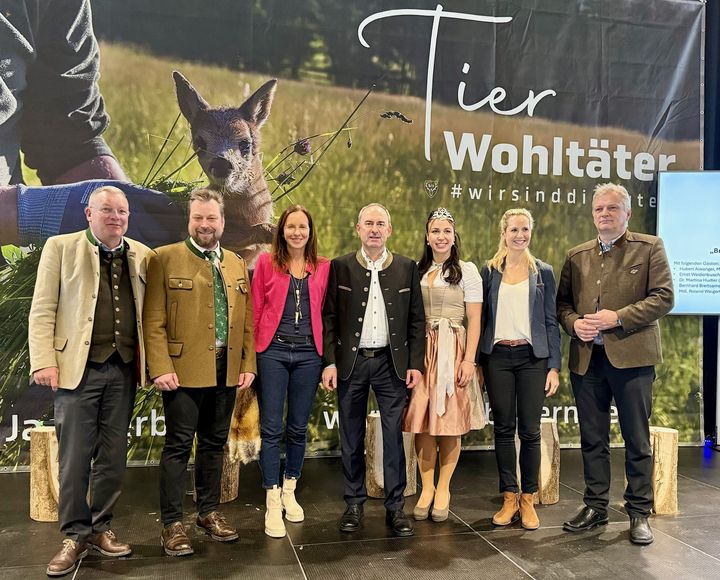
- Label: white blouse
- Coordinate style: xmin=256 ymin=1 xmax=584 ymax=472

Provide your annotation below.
xmin=421 ymin=260 xmax=483 ymax=303
xmin=494 ymin=279 xmax=532 ymax=344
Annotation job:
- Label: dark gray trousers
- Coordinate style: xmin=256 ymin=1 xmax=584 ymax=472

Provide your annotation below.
xmin=54 ymin=356 xmax=136 ymax=541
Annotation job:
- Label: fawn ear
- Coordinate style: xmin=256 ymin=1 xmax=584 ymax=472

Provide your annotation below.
xmin=240 ymin=79 xmax=277 ymax=128
xmin=173 ymin=71 xmax=210 ymax=123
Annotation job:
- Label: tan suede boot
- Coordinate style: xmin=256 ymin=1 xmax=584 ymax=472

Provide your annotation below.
xmin=492 ymin=492 xmax=520 ymax=526
xmin=282 ymin=476 xmax=304 ymax=522
xmin=265 ymin=486 xmax=286 ymax=538
xmin=520 ymin=493 xmax=540 ymax=530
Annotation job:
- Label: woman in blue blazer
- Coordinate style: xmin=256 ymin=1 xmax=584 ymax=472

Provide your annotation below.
xmin=477 ymin=208 xmax=561 ymax=530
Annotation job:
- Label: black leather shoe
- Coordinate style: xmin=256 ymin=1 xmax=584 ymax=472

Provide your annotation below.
xmin=563 ymin=506 xmax=609 ymax=532
xmin=386 ymin=509 xmax=415 ymax=537
xmin=338 ymin=504 xmax=364 ymax=532
xmin=629 ymin=516 xmax=654 ymax=545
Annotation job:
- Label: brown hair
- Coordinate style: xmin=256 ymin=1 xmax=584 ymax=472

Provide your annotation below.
xmin=272 ymin=205 xmax=318 ymax=271
xmin=418 ymin=209 xmax=463 ymax=285
xmin=188 ymin=188 xmax=225 ymax=217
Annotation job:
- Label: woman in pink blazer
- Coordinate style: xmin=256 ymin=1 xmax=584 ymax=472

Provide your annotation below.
xmin=251 ymin=204 xmax=330 ymax=539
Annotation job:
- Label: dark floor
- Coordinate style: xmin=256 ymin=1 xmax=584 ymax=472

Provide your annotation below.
xmin=1 ymin=448 xmax=719 ymax=579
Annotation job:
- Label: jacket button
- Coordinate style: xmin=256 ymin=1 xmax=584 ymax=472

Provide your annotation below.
xmin=352 ymin=346 xmax=357 ymax=351
xmin=208 ymin=303 xmax=213 ymax=308
xmin=366 ymin=272 xmax=370 ymax=277
xmin=358 ymin=317 xmax=363 ymax=322
xmin=84 ymin=341 xmax=90 ymax=345
xmin=208 ymin=324 xmax=213 ymax=329
xmin=91 ymin=293 xmax=96 ymax=298
xmin=88 ymin=317 xmax=93 ymax=321
xmin=363 ymin=287 xmax=368 ymax=292
xmin=208 ymin=346 xmax=214 ymax=351
xmin=355 ymin=332 xmax=360 ymax=337
xmin=361 ymin=302 xmax=366 ymax=307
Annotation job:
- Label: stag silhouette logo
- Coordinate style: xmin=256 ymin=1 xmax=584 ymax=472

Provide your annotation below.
xmin=173 ymin=71 xmax=278 ymax=266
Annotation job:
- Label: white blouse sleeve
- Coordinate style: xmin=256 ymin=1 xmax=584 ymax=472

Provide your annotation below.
xmin=460 ymin=261 xmax=483 ymax=303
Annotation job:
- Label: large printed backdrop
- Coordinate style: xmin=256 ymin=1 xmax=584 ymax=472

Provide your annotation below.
xmin=0 ymin=0 xmax=704 ymax=467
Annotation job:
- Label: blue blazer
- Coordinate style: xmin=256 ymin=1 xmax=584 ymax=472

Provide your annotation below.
xmin=477 ymin=260 xmax=562 ymax=370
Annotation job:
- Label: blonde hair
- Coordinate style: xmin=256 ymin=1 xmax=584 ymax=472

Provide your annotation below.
xmin=488 ymin=208 xmax=538 ymax=274
xmin=593 ymin=182 xmax=631 ymax=212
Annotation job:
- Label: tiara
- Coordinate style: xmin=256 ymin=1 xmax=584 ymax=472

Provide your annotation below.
xmin=429 ymin=207 xmax=454 ymax=221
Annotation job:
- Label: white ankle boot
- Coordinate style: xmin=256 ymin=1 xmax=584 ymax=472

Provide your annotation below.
xmin=282 ymin=476 xmax=304 ymax=522
xmin=265 ymin=486 xmax=286 ymax=538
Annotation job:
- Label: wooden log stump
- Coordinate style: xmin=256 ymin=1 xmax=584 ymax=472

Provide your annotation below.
xmin=650 ymin=426 xmax=679 ymax=515
xmin=514 ymin=417 xmax=560 ymax=505
xmin=366 ymin=411 xmax=417 ymax=498
xmin=30 ymin=426 xmax=60 ymax=522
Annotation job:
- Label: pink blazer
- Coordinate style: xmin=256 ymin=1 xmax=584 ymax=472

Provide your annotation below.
xmin=251 ymin=252 xmax=330 ymax=354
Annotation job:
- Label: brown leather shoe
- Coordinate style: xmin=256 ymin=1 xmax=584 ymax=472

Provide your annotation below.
xmin=161 ymin=522 xmax=194 ymax=557
xmin=492 ymin=492 xmax=520 ymax=526
xmin=88 ymin=530 xmax=132 ymax=557
xmin=196 ymin=510 xmax=238 ymax=542
xmin=46 ymin=539 xmax=88 ymax=577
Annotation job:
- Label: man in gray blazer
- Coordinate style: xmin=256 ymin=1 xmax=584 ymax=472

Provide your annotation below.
xmin=29 ymin=185 xmax=151 ymax=576
xmin=556 ymin=182 xmax=674 ymax=545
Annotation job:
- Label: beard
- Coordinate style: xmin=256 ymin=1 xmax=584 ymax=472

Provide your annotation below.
xmin=191 ymin=229 xmax=222 ymax=249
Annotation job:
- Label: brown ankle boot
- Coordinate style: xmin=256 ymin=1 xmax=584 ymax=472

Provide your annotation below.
xmin=520 ymin=493 xmax=540 ymax=530
xmin=492 ymin=492 xmax=520 ymax=526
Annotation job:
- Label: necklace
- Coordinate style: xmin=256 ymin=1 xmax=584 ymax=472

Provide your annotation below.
xmin=290 ymin=260 xmax=306 ymax=327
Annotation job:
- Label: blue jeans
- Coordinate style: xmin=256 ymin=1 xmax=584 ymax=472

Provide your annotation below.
xmin=257 ymin=338 xmax=322 ymax=488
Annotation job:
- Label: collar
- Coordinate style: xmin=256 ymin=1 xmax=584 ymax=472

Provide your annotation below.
xmin=358 ymin=246 xmax=391 ymax=270
xmin=86 ymin=228 xmax=125 ymax=253
xmin=597 ymin=229 xmax=627 ymax=253
xmin=186 ymin=237 xmax=224 ymax=262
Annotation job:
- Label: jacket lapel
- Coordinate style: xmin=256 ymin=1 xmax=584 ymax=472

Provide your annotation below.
xmin=528 ymin=266 xmax=538 ymax=323
xmin=490 ymin=268 xmax=501 ymax=316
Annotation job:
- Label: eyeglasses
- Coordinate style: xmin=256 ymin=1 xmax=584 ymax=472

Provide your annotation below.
xmin=91 ymin=207 xmax=130 ymax=217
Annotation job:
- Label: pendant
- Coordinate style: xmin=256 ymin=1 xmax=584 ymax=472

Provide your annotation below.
xmin=295 ymin=310 xmax=300 ymax=325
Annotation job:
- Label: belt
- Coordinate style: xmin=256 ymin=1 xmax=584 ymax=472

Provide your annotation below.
xmin=358 ymin=346 xmax=389 ymax=358
xmin=215 ymin=346 xmax=227 ymax=359
xmin=276 ymin=334 xmax=313 ymax=345
xmin=496 ymin=339 xmax=530 ymax=347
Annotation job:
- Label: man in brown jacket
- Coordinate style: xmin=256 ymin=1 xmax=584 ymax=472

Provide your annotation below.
xmin=557 ymin=182 xmax=673 ymax=545
xmin=143 ymin=189 xmax=256 ymax=556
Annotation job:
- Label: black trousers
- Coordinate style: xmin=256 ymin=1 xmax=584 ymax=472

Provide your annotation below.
xmin=570 ymin=345 xmax=654 ymax=517
xmin=337 ymin=350 xmax=409 ymax=511
xmin=159 ymin=356 xmax=236 ymax=525
xmin=483 ymin=345 xmax=547 ymax=494
xmin=54 ymin=355 xmax=136 ymax=541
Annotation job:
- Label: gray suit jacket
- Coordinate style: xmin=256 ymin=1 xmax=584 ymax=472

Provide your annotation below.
xmin=478 ymin=260 xmax=562 ymax=370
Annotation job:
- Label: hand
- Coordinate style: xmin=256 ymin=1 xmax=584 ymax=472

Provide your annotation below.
xmin=584 ymin=309 xmax=620 ymax=331
xmin=406 ymin=369 xmax=422 ymax=389
xmin=153 ymin=372 xmax=180 ymax=391
xmin=33 ymin=367 xmax=59 ymax=391
xmin=238 ymin=372 xmax=255 ymax=390
xmin=545 ymin=369 xmax=560 ymax=396
xmin=457 ymin=360 xmax=476 ymax=387
xmin=322 ymin=367 xmax=337 ymax=391
xmin=573 ymin=318 xmax=600 ymax=342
